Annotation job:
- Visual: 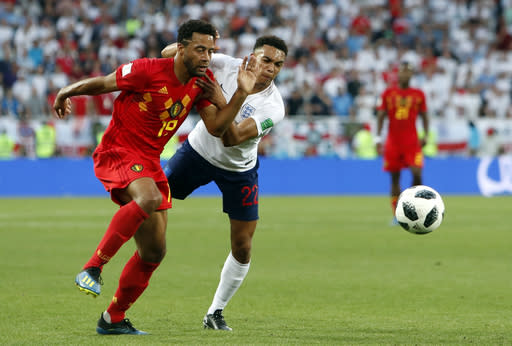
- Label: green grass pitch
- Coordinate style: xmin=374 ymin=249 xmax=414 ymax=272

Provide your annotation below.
xmin=0 ymin=195 xmax=511 ymax=345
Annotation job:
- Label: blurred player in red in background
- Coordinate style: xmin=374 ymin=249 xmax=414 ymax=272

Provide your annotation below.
xmin=375 ymin=61 xmax=429 ymax=222
xmin=53 ymin=19 xmax=260 ymax=335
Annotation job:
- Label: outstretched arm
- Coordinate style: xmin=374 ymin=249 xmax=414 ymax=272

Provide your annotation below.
xmin=54 ymin=72 xmax=118 ymax=119
xmin=221 ymin=118 xmax=259 ymax=147
xmin=198 ymin=56 xmax=259 ymax=137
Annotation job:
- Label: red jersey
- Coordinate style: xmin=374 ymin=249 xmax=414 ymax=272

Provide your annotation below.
xmin=377 ymin=86 xmax=427 ymax=147
xmin=97 ymin=58 xmax=213 ymax=159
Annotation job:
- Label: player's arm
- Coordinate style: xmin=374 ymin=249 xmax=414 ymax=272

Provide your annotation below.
xmin=221 ymin=118 xmax=259 ymax=147
xmin=198 ymin=56 xmax=259 ymax=137
xmin=54 ymin=72 xmax=118 ymax=119
xmin=419 ymin=110 xmax=429 ymax=147
xmin=375 ymin=109 xmax=386 ymax=155
xmin=198 ymin=88 xmax=249 ymax=137
xmin=161 ymin=43 xmax=178 ymax=58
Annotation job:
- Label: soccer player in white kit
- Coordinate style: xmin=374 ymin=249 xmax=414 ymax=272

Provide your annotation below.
xmin=162 ymin=35 xmax=288 ymax=331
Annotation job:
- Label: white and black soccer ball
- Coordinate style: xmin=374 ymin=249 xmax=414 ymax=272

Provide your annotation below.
xmin=395 ymin=185 xmax=445 ymax=235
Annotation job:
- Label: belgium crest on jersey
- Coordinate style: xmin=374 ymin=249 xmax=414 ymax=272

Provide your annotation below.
xmin=169 ymin=101 xmax=184 ymax=118
xmin=131 ymin=164 xmax=144 ymax=172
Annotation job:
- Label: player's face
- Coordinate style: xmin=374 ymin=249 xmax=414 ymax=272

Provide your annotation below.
xmin=253 ymin=45 xmax=286 ymax=88
xmin=398 ymin=65 xmax=413 ymax=85
xmin=182 ymin=32 xmax=216 ymax=77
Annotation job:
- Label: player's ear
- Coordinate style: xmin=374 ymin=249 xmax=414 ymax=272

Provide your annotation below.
xmin=176 ymin=42 xmax=186 ymax=55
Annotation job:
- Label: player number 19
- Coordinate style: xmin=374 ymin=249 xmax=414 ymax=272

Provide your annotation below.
xmin=158 ymin=120 xmax=178 ymax=137
xmin=395 ymin=107 xmax=409 ymax=120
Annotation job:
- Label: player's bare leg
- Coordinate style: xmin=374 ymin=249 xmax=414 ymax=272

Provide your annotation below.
xmin=410 ymin=166 xmax=423 ymax=186
xmin=98 ymin=209 xmax=167 ymax=335
xmin=204 ymin=219 xmax=257 ymax=331
xmin=390 ymin=171 xmax=401 ymax=215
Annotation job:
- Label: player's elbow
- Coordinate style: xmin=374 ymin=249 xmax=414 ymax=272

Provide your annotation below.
xmin=206 ymin=126 xmax=225 ymax=138
xmin=221 ymin=138 xmax=237 ymax=147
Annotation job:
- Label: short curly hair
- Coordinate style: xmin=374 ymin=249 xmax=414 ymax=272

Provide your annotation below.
xmin=177 ymin=19 xmax=217 ymax=45
xmin=253 ymin=35 xmax=288 ymax=56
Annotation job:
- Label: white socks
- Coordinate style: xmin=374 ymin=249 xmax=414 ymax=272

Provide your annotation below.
xmin=207 ymin=252 xmax=250 ymax=315
xmin=103 ymin=311 xmax=112 ymax=323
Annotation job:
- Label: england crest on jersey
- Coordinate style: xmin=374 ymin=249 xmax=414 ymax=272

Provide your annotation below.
xmin=240 ymin=104 xmax=256 ymax=119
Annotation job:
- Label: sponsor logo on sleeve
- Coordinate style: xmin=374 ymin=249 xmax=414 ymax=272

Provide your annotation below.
xmin=122 ymin=63 xmax=133 ymax=77
xmin=260 ymin=118 xmax=274 ymax=131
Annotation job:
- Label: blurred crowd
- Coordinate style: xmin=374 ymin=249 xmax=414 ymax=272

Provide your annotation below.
xmin=1 ymin=0 xmax=512 ymax=159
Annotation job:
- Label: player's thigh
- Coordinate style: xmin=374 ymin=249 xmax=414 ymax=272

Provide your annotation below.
xmin=216 ymin=167 xmax=259 ymax=221
xmin=230 ymin=218 xmax=257 ymax=244
xmin=163 ymin=141 xmax=213 ymax=199
xmin=383 ymin=148 xmax=403 ymax=172
xmin=406 ymin=149 xmax=424 ymax=170
xmin=134 ymin=210 xmax=168 ymax=262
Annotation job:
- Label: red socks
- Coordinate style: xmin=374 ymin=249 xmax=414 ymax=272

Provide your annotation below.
xmin=83 ymin=201 xmax=149 ymax=270
xmin=107 ymin=251 xmax=160 ymax=323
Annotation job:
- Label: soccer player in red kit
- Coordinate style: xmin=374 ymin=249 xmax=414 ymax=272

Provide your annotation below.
xmin=375 ymin=61 xmax=429 ymax=220
xmin=53 ymin=19 xmax=259 ymax=335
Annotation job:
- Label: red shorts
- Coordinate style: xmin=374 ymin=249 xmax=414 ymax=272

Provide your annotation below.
xmin=383 ymin=143 xmax=423 ymax=172
xmin=93 ymin=147 xmax=172 ymax=210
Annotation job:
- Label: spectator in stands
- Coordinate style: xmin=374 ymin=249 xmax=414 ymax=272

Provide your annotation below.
xmin=468 ymin=120 xmax=481 ymax=157
xmin=286 ymin=87 xmax=305 ymax=116
xmin=25 ymin=85 xmax=46 ymax=119
xmin=307 ymin=84 xmax=332 ymax=116
xmin=1 ymin=88 xmax=22 ymax=118
xmin=35 ymin=120 xmax=56 ymax=158
xmin=0 ymin=127 xmax=15 ymax=159
xmin=17 ymin=111 xmax=35 ymax=158
xmin=352 ymin=123 xmax=377 ymax=159
xmin=480 ymin=127 xmax=503 ymax=157
xmin=331 ymin=85 xmax=354 ymax=118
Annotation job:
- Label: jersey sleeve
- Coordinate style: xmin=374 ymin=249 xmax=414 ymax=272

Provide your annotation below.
xmin=252 ymin=95 xmax=285 ymax=137
xmin=210 ymin=53 xmax=243 ymax=74
xmin=116 ymin=58 xmax=152 ymax=93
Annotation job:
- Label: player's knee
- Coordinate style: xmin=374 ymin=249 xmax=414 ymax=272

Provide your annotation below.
xmin=140 ymin=246 xmax=166 ymax=263
xmin=136 ymin=192 xmax=162 ymax=212
xmin=232 ymin=243 xmax=252 ymax=264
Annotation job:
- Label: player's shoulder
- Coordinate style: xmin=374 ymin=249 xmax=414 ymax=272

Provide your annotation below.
xmin=211 ymin=53 xmax=243 ymax=75
xmin=130 ymin=57 xmax=173 ymax=71
xmin=380 ymin=86 xmax=394 ymax=97
xmin=408 ymin=87 xmax=426 ymax=97
xmin=263 ymin=83 xmax=285 ymax=115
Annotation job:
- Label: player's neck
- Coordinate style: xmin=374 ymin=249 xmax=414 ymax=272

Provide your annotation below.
xmin=398 ymin=82 xmax=409 ymax=89
xmin=252 ymin=80 xmax=271 ymax=94
xmin=174 ymin=57 xmax=192 ymax=84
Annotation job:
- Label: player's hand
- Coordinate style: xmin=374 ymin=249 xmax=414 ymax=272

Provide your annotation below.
xmin=196 ymin=75 xmax=227 ymax=109
xmin=236 ymin=54 xmax=260 ymax=95
xmin=53 ymin=94 xmax=72 ymax=119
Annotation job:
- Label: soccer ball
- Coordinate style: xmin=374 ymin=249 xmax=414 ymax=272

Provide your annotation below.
xmin=395 ymin=185 xmax=445 ymax=235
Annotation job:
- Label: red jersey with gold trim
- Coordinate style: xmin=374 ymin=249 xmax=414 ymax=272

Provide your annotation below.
xmin=97 ymin=58 xmax=213 ymax=159
xmin=377 ymin=86 xmax=427 ymax=148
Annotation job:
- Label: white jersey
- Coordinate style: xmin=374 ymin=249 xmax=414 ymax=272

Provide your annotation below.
xmin=188 ymin=53 xmax=285 ymax=172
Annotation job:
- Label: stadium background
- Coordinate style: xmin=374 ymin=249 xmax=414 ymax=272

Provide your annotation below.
xmin=1 ymin=0 xmax=512 ymax=197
